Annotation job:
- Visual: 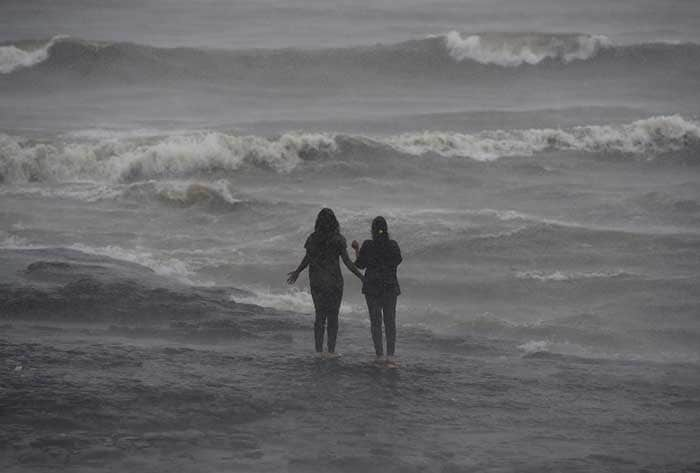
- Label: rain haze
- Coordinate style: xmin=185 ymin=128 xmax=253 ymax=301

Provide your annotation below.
xmin=1 ymin=0 xmax=700 ymax=472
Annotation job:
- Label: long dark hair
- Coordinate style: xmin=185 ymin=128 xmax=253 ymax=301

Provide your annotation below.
xmin=371 ymin=216 xmax=389 ymax=243
xmin=314 ymin=208 xmax=340 ymax=236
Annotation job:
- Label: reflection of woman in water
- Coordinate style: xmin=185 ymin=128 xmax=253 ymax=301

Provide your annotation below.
xmin=352 ymin=216 xmax=402 ymax=365
xmin=287 ymin=208 xmax=364 ymax=356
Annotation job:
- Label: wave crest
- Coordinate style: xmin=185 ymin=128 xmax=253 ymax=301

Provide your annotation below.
xmin=444 ymin=32 xmax=612 ymax=66
xmin=0 ymin=36 xmax=67 ymax=74
xmin=515 ymin=270 xmax=632 ymax=282
xmin=386 ymin=115 xmax=700 ymax=161
xmin=1 ymin=116 xmax=698 ymax=184
xmin=0 ymin=131 xmax=338 ymax=183
xmin=2 ymin=34 xmax=696 ymax=81
xmin=116 ymin=132 xmax=338 ymax=181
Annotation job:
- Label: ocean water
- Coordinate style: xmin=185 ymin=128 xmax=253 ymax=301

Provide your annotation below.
xmin=2 ymin=1 xmax=700 ymax=472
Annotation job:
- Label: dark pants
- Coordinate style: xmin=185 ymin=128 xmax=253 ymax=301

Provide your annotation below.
xmin=364 ymin=292 xmax=398 ymax=357
xmin=311 ymin=287 xmax=343 ymax=353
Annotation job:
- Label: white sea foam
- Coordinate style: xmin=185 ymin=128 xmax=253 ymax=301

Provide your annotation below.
xmin=0 ymin=228 xmax=223 ymax=286
xmin=385 ymin=115 xmax=700 ymax=161
xmin=231 ymin=287 xmax=364 ymax=314
xmin=0 ymin=179 xmax=244 ymax=208
xmin=518 ymin=340 xmax=551 ymax=353
xmin=0 ymin=131 xmax=337 ymax=183
xmin=0 ymin=36 xmax=67 ymax=74
xmin=0 ymin=233 xmax=34 ymax=249
xmin=518 ymin=339 xmax=700 ymax=363
xmin=444 ymin=31 xmax=611 ymax=66
xmin=0 ymin=233 xmax=199 ymax=284
xmin=146 ymin=180 xmax=243 ymax=207
xmin=515 ymin=270 xmax=631 ymax=281
xmin=233 ymin=288 xmax=315 ymax=313
xmin=65 ymin=128 xmax=189 ymax=140
xmin=112 ymin=132 xmax=337 ymax=179
xmin=0 ymin=183 xmax=124 ymax=202
xmin=1 ymin=116 xmax=698 ymax=184
xmin=232 ymin=288 xmax=356 ymax=314
xmin=67 ymin=243 xmax=198 ymax=283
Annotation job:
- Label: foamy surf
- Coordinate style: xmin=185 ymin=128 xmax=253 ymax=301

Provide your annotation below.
xmin=444 ymin=32 xmax=612 ymax=66
xmin=0 ymin=234 xmax=201 ymax=285
xmin=385 ymin=115 xmax=700 ymax=161
xmin=1 ymin=116 xmax=698 ymax=183
xmin=0 ymin=131 xmax=338 ymax=183
xmin=518 ymin=339 xmax=700 ymax=364
xmin=3 ymin=33 xmax=693 ymax=81
xmin=3 ymin=2 xmax=700 ymax=471
xmin=0 ymin=36 xmax=67 ymax=74
xmin=232 ymin=287 xmax=358 ymax=314
xmin=514 ymin=270 xmax=633 ymax=282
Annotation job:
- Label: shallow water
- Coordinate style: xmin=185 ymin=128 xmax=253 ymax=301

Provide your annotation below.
xmin=2 ymin=256 xmax=699 ymax=472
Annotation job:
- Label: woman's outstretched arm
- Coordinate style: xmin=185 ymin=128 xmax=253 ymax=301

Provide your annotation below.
xmin=341 ymin=248 xmax=365 ymax=282
xmin=287 ymin=254 xmax=309 ymax=284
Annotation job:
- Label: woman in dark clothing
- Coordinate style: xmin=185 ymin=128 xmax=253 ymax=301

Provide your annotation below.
xmin=351 ymin=216 xmax=402 ymax=364
xmin=287 ymin=208 xmax=364 ymax=356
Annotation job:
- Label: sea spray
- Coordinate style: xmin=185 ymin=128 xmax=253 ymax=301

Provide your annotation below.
xmin=3 ymin=116 xmax=697 ymax=183
xmin=0 ymin=36 xmax=67 ymax=74
xmin=444 ymin=32 xmax=611 ymax=66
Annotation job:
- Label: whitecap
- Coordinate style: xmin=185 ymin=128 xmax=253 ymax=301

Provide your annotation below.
xmin=444 ymin=32 xmax=611 ymax=67
xmin=0 ymin=36 xmax=67 ymax=74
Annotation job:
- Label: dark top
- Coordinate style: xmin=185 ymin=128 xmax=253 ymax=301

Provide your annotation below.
xmin=355 ymin=239 xmax=402 ymax=296
xmin=304 ymin=232 xmax=348 ymax=291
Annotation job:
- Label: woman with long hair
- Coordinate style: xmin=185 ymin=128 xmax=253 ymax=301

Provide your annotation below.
xmin=351 ymin=216 xmax=402 ymax=366
xmin=287 ymin=208 xmax=364 ymax=356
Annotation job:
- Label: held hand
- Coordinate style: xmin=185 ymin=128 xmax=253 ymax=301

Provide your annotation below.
xmin=351 ymin=240 xmax=360 ymax=257
xmin=286 ymin=270 xmax=299 ymax=285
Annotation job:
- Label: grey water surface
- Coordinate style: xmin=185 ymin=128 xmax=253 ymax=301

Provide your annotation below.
xmin=1 ymin=1 xmax=700 ymax=472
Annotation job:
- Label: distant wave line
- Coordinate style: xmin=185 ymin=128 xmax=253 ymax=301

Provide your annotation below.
xmin=2 ymin=33 xmax=699 ymax=76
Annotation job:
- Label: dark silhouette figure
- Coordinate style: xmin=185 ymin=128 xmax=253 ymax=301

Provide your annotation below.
xmin=288 ymin=208 xmax=364 ymax=355
xmin=352 ymin=216 xmax=402 ymax=362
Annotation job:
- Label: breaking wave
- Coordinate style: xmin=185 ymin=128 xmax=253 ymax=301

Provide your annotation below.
xmin=1 ymin=33 xmax=698 ymax=83
xmin=231 ymin=288 xmax=358 ymax=315
xmin=444 ymin=32 xmax=611 ymax=66
xmin=385 ymin=115 xmax=700 ymax=161
xmin=0 ymin=36 xmax=66 ymax=74
xmin=0 ymin=235 xmax=199 ymax=285
xmin=66 ymin=243 xmax=199 ymax=284
xmin=1 ymin=116 xmax=698 ymax=183
xmin=514 ymin=270 xmax=633 ymax=282
xmin=0 ymin=131 xmax=338 ymax=183
xmin=0 ymin=179 xmax=287 ymax=219
xmin=123 ymin=180 xmax=245 ymax=210
xmin=517 ymin=339 xmax=700 ymax=364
